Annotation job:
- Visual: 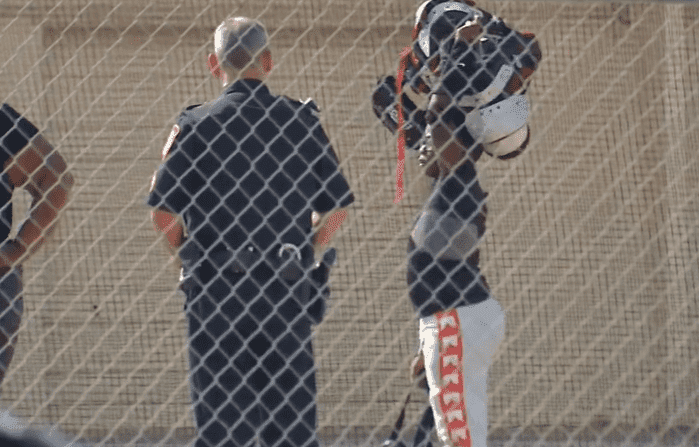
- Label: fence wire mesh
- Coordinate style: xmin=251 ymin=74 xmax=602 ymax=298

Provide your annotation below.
xmin=0 ymin=0 xmax=697 ymax=446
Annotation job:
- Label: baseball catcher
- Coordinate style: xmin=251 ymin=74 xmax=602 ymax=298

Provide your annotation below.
xmin=373 ymin=1 xmax=542 ymax=447
xmin=373 ymin=0 xmax=541 ymax=200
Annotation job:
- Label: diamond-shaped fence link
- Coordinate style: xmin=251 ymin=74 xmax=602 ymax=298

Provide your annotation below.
xmin=0 ymin=1 xmax=696 ymax=446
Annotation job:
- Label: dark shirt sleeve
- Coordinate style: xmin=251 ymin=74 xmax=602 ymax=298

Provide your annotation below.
xmin=485 ymin=16 xmax=541 ymax=71
xmin=307 ymin=117 xmax=354 ymax=213
xmin=147 ymin=117 xmax=197 ymax=215
xmin=0 ymin=103 xmax=39 ymax=159
xmin=313 ymin=146 xmax=354 ymax=213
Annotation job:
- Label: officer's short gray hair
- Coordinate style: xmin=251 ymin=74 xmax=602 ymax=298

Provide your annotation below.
xmin=214 ymin=17 xmax=269 ymax=72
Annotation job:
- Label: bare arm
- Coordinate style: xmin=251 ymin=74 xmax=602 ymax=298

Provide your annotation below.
xmin=312 ymin=208 xmax=348 ymax=249
xmin=151 ymin=208 xmax=185 ymax=257
xmin=0 ymin=135 xmax=74 ymax=269
xmin=422 ymin=92 xmax=472 ymax=178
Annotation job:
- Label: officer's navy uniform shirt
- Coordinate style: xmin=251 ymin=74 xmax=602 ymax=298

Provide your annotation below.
xmin=0 ymin=104 xmax=38 ymax=244
xmin=148 ymin=79 xmax=354 ymax=273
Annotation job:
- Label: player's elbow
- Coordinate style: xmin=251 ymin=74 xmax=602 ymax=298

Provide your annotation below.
xmin=518 ymin=31 xmax=542 ymax=62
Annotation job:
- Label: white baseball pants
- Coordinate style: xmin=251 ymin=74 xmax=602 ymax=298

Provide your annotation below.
xmin=419 ymin=298 xmax=506 ymax=447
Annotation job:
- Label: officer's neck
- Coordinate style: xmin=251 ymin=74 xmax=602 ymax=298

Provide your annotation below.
xmin=222 ymin=68 xmax=266 ymax=87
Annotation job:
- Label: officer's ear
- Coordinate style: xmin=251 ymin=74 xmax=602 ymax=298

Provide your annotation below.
xmin=260 ymin=49 xmax=273 ymax=75
xmin=207 ymin=53 xmax=225 ymax=81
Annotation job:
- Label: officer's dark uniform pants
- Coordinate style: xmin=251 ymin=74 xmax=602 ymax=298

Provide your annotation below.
xmin=183 ymin=262 xmax=319 ymax=447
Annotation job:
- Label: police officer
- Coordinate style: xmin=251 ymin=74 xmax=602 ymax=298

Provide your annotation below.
xmin=148 ymin=17 xmax=354 ymax=447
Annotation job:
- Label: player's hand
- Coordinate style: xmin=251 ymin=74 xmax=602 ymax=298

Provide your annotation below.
xmin=410 ymin=352 xmax=428 ymax=390
xmin=0 ymin=239 xmax=22 ymax=275
xmin=417 ymin=143 xmax=435 ymax=167
xmin=372 ymin=76 xmax=399 ymax=134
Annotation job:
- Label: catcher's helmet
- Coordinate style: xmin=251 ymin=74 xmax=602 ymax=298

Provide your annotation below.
xmin=414 ymin=1 xmax=481 ymax=60
xmin=414 ymin=1 xmax=539 ymax=158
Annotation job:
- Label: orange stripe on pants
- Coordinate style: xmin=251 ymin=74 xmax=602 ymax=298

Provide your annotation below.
xmin=436 ymin=309 xmax=472 ymax=447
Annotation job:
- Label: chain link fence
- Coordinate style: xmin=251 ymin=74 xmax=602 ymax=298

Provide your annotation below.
xmin=0 ymin=0 xmax=697 ymax=446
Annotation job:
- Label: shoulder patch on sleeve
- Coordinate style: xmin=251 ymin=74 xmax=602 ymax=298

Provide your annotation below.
xmin=282 ymin=96 xmax=322 ymax=121
xmin=302 ymin=98 xmax=318 ymax=109
xmin=162 ymin=124 xmax=181 ymax=160
xmin=302 ymin=98 xmax=320 ymax=116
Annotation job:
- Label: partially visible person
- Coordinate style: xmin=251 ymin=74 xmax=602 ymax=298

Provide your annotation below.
xmin=373 ymin=1 xmax=541 ymax=447
xmin=0 ymin=103 xmax=73 ymax=388
xmin=148 ymin=17 xmax=353 ymax=447
xmin=0 ymin=409 xmax=88 ymax=447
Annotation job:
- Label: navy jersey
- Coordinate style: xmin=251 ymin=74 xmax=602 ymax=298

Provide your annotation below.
xmin=0 ymin=104 xmax=39 ymax=243
xmin=148 ymin=80 xmax=354 ymax=266
xmin=408 ymin=161 xmax=489 ymax=317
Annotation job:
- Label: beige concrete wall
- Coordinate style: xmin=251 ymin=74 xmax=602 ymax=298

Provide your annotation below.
xmin=0 ymin=0 xmax=697 ymax=443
